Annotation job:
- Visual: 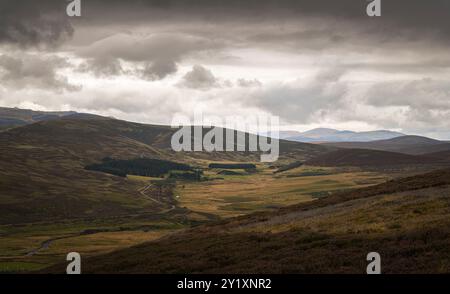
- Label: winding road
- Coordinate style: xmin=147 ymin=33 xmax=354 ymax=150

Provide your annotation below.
xmin=138 ymin=183 xmax=176 ymax=213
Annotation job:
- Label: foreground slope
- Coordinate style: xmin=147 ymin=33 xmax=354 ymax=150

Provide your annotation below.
xmin=44 ymin=168 xmax=450 ymax=273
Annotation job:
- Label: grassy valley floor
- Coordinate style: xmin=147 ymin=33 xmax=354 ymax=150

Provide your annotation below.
xmin=42 ymin=168 xmax=450 ymax=274
xmin=0 ymin=165 xmax=388 ymax=272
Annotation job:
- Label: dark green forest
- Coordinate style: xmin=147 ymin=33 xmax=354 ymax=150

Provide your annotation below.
xmin=85 ymin=157 xmax=192 ymax=177
xmin=208 ymin=163 xmax=256 ymax=169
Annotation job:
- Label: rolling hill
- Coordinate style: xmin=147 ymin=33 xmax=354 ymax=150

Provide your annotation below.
xmin=42 ymin=168 xmax=450 ymax=274
xmin=304 ymin=148 xmax=442 ymax=167
xmin=427 ymin=150 xmax=450 ymax=161
xmin=322 ymin=135 xmax=450 ymax=155
xmin=0 ymin=107 xmax=76 ymax=130
xmin=0 ymin=110 xmax=330 ymax=224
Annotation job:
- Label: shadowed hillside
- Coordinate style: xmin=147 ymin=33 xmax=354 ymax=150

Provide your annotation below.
xmin=0 ymin=113 xmax=330 ymax=224
xmin=0 ymin=107 xmax=76 ymax=130
xmin=304 ymin=148 xmax=450 ymax=167
xmin=42 ymin=168 xmax=450 ymax=274
xmin=322 ymin=136 xmax=450 ymax=155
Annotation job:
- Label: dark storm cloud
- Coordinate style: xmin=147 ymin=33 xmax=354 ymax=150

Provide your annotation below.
xmin=0 ymin=0 xmax=73 ymax=47
xmin=79 ymin=0 xmax=450 ymax=41
xmin=81 ymin=0 xmax=448 ymax=23
xmin=77 ymin=33 xmax=222 ymax=79
xmin=1 ymin=1 xmax=449 ymax=47
xmin=64 ymin=0 xmax=450 ymax=78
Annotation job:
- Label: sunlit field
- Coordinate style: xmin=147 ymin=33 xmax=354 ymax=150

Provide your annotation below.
xmin=176 ymin=165 xmax=388 ymax=218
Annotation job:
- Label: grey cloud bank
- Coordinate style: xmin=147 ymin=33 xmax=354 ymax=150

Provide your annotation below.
xmin=0 ymin=0 xmax=449 ymax=139
xmin=0 ymin=0 xmax=73 ymax=47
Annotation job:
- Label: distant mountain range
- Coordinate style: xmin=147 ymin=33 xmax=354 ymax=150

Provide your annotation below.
xmin=264 ymin=128 xmax=405 ymax=143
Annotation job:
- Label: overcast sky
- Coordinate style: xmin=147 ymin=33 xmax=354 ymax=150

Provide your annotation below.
xmin=0 ymin=0 xmax=449 ymax=139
